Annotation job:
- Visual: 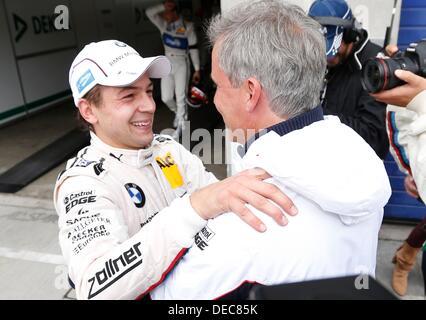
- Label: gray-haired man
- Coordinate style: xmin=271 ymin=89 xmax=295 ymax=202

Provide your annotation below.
xmin=151 ymin=0 xmax=391 ymax=299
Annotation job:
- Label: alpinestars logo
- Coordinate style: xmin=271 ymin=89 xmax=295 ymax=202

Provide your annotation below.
xmin=88 ymin=242 xmax=143 ymax=299
xmin=73 ymin=158 xmax=95 ymax=168
xmin=94 ymin=158 xmax=105 ymax=175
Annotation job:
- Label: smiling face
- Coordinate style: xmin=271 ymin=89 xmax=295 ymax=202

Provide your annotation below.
xmin=86 ymin=74 xmax=156 ymax=149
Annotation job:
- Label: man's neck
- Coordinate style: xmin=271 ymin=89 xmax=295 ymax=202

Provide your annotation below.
xmin=245 ymin=113 xmax=287 ymax=143
xmin=241 ymin=106 xmax=324 ymax=155
xmin=244 ymin=113 xmax=288 ymax=143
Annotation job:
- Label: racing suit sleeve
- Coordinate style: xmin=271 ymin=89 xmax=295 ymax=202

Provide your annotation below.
xmin=336 ymin=90 xmax=390 ymax=159
xmin=55 ymin=175 xmax=207 ymax=300
xmin=145 ymin=4 xmax=166 ymax=31
xmin=386 ymin=90 xmax=426 ymax=202
xmin=185 ymin=21 xmax=200 ymax=71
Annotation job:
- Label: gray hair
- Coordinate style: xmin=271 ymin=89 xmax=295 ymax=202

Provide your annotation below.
xmin=208 ymin=0 xmax=326 ymax=118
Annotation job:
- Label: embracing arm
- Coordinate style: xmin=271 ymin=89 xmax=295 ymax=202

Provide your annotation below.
xmin=55 ymin=176 xmax=207 ymax=300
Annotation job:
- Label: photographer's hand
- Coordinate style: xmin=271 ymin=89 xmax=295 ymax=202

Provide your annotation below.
xmin=404 ymin=175 xmax=419 ymax=199
xmin=384 ymin=44 xmax=399 ymax=57
xmin=371 ymin=70 xmax=426 ymax=107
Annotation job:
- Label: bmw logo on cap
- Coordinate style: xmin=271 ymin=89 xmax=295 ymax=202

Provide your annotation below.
xmin=124 ymin=183 xmax=146 ymax=208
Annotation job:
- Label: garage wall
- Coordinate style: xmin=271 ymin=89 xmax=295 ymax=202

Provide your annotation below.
xmin=0 ymin=0 xmax=77 ymax=124
xmin=0 ymin=0 xmax=26 ymax=123
xmin=4 ymin=0 xmax=77 ymax=115
xmin=0 ymin=0 xmax=166 ymax=126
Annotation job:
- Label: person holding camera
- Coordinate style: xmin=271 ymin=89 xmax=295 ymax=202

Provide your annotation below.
xmin=308 ymin=0 xmax=389 ymax=159
xmin=371 ymin=59 xmax=426 ymax=297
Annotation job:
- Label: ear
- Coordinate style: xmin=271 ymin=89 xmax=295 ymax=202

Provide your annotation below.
xmin=77 ymin=99 xmax=98 ymax=125
xmin=243 ymin=77 xmax=262 ymax=113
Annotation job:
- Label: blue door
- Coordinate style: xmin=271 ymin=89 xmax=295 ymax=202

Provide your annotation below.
xmin=398 ymin=0 xmax=426 ymax=50
xmin=384 ymin=0 xmax=426 ymax=221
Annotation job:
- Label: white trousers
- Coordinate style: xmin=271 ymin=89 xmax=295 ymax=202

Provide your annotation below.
xmin=161 ymin=54 xmax=190 ymax=122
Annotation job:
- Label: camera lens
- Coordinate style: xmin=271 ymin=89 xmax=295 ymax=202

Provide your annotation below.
xmin=361 ymin=59 xmax=386 ymax=93
xmin=361 ymin=56 xmax=419 ymax=93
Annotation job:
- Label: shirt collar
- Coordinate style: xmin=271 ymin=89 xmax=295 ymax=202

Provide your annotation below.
xmin=90 ymin=132 xmax=154 ymax=168
xmin=238 ymin=105 xmax=324 ymax=157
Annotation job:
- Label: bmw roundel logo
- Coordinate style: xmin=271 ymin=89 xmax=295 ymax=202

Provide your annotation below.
xmin=124 ymin=183 xmax=146 ymax=208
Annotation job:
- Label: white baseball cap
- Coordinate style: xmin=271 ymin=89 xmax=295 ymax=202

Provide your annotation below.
xmin=69 ymin=40 xmax=171 ymax=106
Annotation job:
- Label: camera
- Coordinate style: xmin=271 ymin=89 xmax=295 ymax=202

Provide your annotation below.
xmin=361 ymin=39 xmax=426 ymax=93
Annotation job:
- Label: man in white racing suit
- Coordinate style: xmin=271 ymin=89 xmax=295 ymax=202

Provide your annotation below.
xmin=55 ymin=39 xmax=296 ymax=299
xmin=151 ymin=1 xmax=392 ymax=300
xmin=146 ymin=0 xmax=200 ymax=137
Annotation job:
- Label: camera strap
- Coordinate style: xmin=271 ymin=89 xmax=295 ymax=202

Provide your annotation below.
xmin=353 ymin=30 xmax=370 ymax=70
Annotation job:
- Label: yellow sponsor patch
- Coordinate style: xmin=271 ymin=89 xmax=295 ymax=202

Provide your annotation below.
xmin=155 ymin=152 xmax=184 ymax=189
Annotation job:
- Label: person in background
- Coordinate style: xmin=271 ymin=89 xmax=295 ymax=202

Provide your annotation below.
xmin=146 ymin=0 xmax=201 ymax=139
xmin=308 ymin=0 xmax=389 ymax=159
xmin=372 ymin=64 xmax=426 ymax=297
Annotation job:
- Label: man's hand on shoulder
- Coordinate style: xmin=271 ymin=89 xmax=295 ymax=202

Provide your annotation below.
xmin=190 ymin=168 xmax=298 ymax=232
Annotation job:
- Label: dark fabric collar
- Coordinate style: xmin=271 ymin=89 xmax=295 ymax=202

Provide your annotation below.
xmin=238 ymin=105 xmax=324 ymax=157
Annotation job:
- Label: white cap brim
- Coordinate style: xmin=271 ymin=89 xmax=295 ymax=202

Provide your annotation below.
xmin=98 ymin=55 xmax=171 ymax=87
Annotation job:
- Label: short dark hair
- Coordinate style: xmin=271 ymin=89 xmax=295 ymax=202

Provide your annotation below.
xmin=75 ymin=85 xmax=103 ymax=131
